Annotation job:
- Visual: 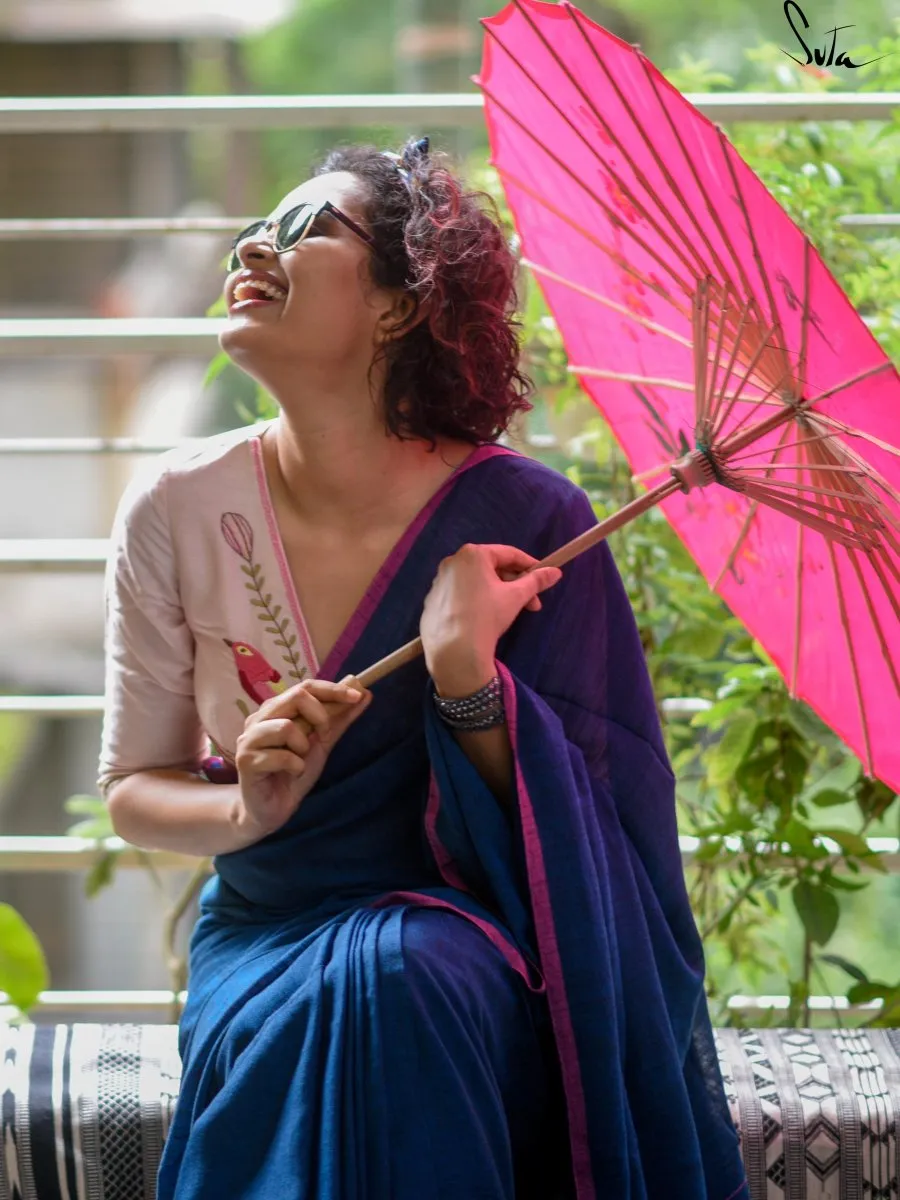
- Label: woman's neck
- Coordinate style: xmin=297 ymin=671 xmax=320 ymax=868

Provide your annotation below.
xmin=262 ymin=412 xmax=474 ymax=533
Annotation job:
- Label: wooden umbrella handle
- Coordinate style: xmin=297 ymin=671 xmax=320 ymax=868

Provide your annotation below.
xmin=291 ymin=476 xmax=678 ymax=735
xmin=356 ymin=476 xmax=677 ymax=689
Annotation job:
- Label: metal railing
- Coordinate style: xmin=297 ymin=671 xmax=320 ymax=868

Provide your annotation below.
xmin=2 ymin=91 xmax=900 ymax=133
xmin=3 ymin=89 xmax=899 ymax=1022
xmin=0 ymin=988 xmax=883 ymax=1019
xmin=0 ymin=834 xmax=897 ymax=874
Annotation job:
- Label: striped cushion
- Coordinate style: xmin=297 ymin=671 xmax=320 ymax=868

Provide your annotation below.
xmin=0 ymin=1024 xmax=898 ymax=1198
xmin=0 ymin=1024 xmax=179 ymax=1200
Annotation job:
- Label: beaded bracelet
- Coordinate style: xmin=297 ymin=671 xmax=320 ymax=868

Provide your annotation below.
xmin=432 ymin=674 xmax=506 ymax=732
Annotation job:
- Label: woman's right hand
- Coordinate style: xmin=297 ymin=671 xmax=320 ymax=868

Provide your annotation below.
xmin=230 ymin=675 xmax=373 ymax=847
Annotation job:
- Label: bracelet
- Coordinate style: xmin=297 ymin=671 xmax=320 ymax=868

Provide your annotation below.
xmin=433 ymin=674 xmax=507 ymax=731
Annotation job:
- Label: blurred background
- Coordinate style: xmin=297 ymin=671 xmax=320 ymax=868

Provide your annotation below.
xmin=1 ymin=0 xmax=899 ymax=1026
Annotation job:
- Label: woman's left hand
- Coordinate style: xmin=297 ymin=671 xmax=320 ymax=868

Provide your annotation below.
xmin=419 ymin=543 xmax=562 ymax=688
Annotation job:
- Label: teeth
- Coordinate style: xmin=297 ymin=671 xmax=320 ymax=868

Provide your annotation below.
xmin=234 ymin=278 xmax=287 ymax=302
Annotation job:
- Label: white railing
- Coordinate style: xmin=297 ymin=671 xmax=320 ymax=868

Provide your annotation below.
xmin=0 ymin=989 xmax=883 ymax=1020
xmin=4 ymin=89 xmax=899 ymax=1022
xmin=2 ymin=92 xmax=900 ymax=133
xmin=0 ymin=317 xmax=224 ymax=357
xmin=0 ymin=834 xmax=896 ymax=874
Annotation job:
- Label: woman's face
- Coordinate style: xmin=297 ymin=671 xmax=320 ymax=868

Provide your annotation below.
xmin=220 ymin=171 xmax=402 ymax=380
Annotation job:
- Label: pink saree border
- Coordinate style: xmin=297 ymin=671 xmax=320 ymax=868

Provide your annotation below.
xmin=497 ymin=659 xmax=596 ymax=1200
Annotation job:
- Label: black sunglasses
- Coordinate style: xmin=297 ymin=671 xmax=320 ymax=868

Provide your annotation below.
xmin=227 ymin=200 xmax=374 ymax=272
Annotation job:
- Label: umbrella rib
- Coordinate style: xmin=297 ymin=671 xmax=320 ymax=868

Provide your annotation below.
xmin=799 ymin=237 xmax=812 ymax=388
xmin=826 ymin=539 xmax=874 ymax=776
xmin=521 ymin=259 xmax=694 ymax=346
xmin=810 ymin=410 xmax=900 ymax=459
xmin=802 ymin=413 xmax=900 ymax=524
xmin=728 ymin=428 xmax=847 ymax=463
xmin=739 ymin=481 xmax=884 ymax=531
xmin=711 ymin=421 xmax=796 ymax=592
xmin=737 ymin=463 xmax=866 ymax=474
xmin=797 ymin=440 xmax=885 ymax=547
xmin=847 ymin=548 xmax=900 ymax=700
xmin=714 ymin=355 xmax=797 ymax=446
xmin=528 ymin=1 xmax=746 ymax=305
xmin=737 ymin=484 xmax=876 ymax=546
xmin=720 ymin=133 xmax=796 ymax=378
xmin=868 ymin=549 xmax=900 ymax=632
xmin=705 ymin=293 xmax=755 ymax=435
xmin=791 ymin=514 xmax=804 ymax=698
xmin=739 ymin=478 xmax=883 ymax=504
xmin=694 ymin=281 xmax=707 ymax=429
xmin=570 ymin=2 xmax=764 ymax=333
xmin=481 ymin=14 xmax=721 ymax=291
xmin=628 ymin=51 xmax=779 ymax=356
xmin=810 ymin=429 xmax=900 ymax=512
xmin=481 ymin=88 xmax=699 ymax=297
xmin=697 ymin=280 xmax=725 ymax=434
xmin=495 ymin=164 xmax=694 ymax=316
xmin=568 ymin=367 xmax=772 ymax=401
xmin=806 ymin=360 xmax=895 ymax=407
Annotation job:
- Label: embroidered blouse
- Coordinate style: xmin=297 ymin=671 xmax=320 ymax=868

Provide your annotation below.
xmin=97 ymin=419 xmax=504 ymax=800
xmin=97 ymin=418 xmax=331 ymax=799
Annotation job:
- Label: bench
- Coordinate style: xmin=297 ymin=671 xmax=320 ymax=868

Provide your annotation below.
xmin=1 ymin=1023 xmax=898 ymax=1198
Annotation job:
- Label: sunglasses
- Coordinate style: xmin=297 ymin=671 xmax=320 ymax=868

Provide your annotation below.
xmin=227 ymin=200 xmax=374 ymax=273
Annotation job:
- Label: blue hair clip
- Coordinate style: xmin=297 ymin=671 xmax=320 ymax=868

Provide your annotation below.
xmin=381 ymin=136 xmax=430 ymax=193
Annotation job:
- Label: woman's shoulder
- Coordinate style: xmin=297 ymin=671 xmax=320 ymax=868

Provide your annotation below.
xmin=116 ymin=420 xmax=270 ymax=511
xmin=475 ymin=444 xmax=596 ymax=522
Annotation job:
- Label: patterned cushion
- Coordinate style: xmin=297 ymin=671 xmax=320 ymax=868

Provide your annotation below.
xmin=0 ymin=1023 xmax=898 ymax=1198
xmin=716 ymin=1027 xmax=900 ymax=1199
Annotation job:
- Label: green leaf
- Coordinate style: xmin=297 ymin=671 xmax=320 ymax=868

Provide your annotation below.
xmin=660 ymin=624 xmax=723 ymax=659
xmin=816 ymin=828 xmax=873 ymax=857
xmin=810 ymin=789 xmax=854 ymax=808
xmin=0 ymin=903 xmax=49 ymax=1011
xmin=64 ymin=794 xmax=106 ymax=816
xmin=792 ymin=880 xmax=840 ymax=946
xmin=706 ymin=712 xmax=758 ymax=787
xmin=805 ymin=758 xmax=861 ymax=801
xmin=781 ymin=818 xmax=824 ymax=859
xmin=202 ymin=350 xmax=231 ymax=389
xmin=847 ymin=981 xmax=894 ymax=1005
xmin=819 ymin=954 xmax=869 ymax=983
xmin=825 ymin=874 xmax=870 ymax=892
xmin=67 ymin=816 xmax=115 ymax=840
xmin=85 ymin=851 xmax=119 ymax=899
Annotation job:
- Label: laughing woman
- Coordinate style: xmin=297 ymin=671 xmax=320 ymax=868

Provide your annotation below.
xmin=97 ymin=138 xmax=748 ymax=1200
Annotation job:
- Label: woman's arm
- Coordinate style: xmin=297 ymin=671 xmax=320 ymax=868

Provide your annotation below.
xmin=106 ymin=772 xmax=249 ymax=857
xmin=432 ymin=657 xmax=514 ymax=811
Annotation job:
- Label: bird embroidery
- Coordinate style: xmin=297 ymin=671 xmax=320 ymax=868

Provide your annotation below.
xmin=224 ymin=638 xmax=290 ymax=706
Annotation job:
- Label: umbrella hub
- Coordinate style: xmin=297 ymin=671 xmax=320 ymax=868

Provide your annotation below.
xmin=671 ymin=442 xmax=735 ymax=494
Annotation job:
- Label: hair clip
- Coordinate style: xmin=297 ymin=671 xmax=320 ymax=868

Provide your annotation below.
xmin=381 ymin=136 xmax=429 ymax=193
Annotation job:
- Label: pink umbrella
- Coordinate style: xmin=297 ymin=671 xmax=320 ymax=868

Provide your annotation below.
xmin=468 ymin=0 xmax=900 ymax=790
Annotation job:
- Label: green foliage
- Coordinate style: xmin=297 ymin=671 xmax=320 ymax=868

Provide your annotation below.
xmin=0 ymin=903 xmax=48 ymax=1017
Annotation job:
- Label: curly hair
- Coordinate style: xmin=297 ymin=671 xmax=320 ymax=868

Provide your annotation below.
xmin=313 ymin=138 xmax=533 ymax=448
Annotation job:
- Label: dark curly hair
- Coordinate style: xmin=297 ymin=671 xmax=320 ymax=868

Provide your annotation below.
xmin=313 ymin=138 xmax=533 ymax=449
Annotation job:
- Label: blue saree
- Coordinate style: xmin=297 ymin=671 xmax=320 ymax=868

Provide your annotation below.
xmin=156 ymin=444 xmax=749 ymax=1200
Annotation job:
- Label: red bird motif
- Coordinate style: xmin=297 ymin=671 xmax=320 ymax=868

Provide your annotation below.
xmin=224 ymin=638 xmax=288 ymax=706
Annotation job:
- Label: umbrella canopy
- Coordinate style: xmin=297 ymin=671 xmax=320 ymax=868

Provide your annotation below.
xmin=475 ymin=0 xmax=900 ymax=790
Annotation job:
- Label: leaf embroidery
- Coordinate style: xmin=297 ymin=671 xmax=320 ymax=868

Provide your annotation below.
xmin=220 ymin=511 xmax=308 ymax=683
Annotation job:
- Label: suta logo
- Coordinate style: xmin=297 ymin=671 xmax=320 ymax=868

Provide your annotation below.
xmin=781 ymin=1 xmax=892 ymax=70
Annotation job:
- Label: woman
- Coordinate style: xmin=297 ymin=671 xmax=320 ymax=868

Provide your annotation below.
xmin=98 ymin=138 xmax=748 ymax=1200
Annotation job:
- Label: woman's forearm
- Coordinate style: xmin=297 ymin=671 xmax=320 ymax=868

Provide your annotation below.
xmin=449 ymin=724 xmax=515 ymax=810
xmin=432 ymin=656 xmax=515 ymax=811
xmin=106 ymin=771 xmax=248 ymax=857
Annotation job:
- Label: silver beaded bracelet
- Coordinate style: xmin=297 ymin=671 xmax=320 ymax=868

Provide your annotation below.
xmin=433 ymin=674 xmax=506 ymax=731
